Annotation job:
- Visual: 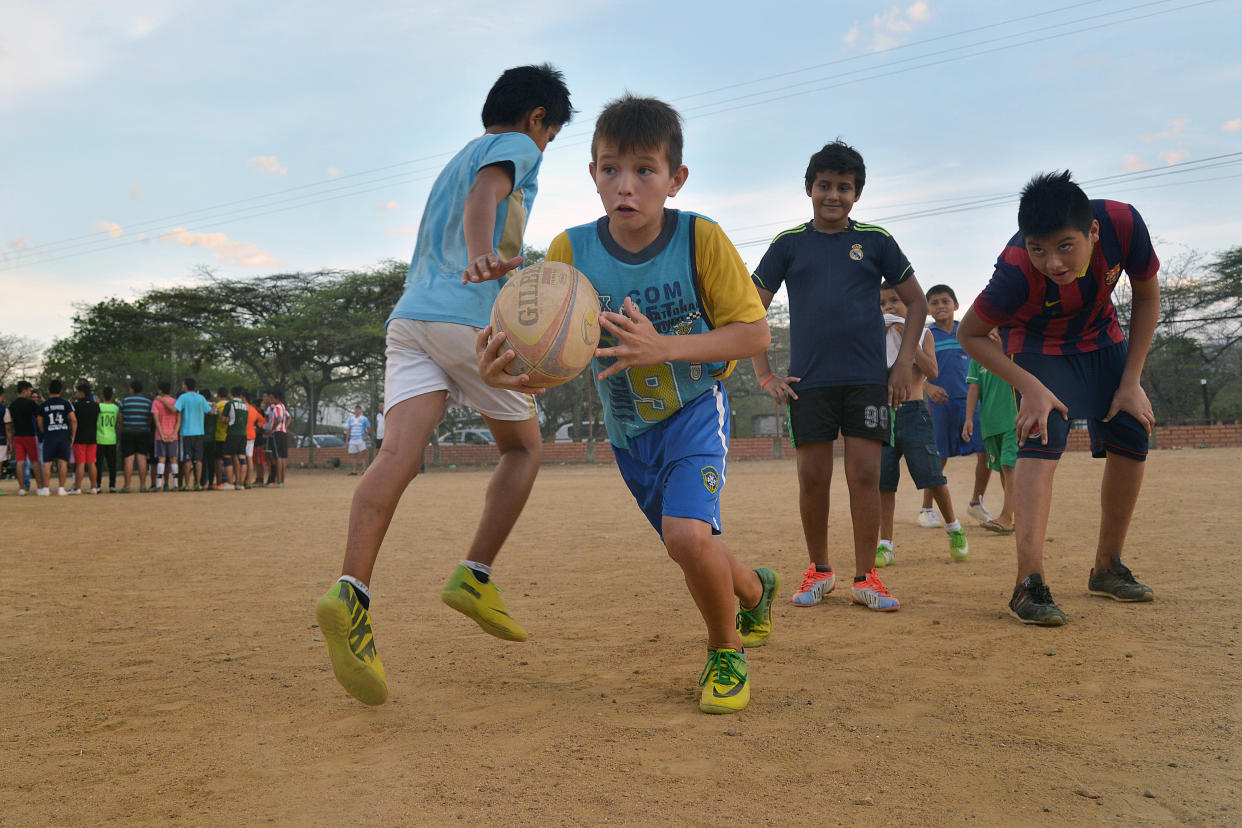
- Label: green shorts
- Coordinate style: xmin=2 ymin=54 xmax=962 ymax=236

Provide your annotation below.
xmin=984 ymin=431 xmax=1018 ymax=472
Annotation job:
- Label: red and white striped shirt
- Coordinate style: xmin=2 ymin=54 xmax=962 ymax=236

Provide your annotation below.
xmin=266 ymin=402 xmax=290 ymax=433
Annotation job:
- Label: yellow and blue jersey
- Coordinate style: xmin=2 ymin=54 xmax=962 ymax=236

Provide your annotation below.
xmin=547 ymin=209 xmax=765 ymax=451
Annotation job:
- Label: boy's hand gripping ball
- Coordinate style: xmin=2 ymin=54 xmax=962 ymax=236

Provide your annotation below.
xmin=490 ymin=261 xmax=602 ymax=388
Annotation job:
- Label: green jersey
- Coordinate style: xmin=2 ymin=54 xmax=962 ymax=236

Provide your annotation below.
xmin=966 ymin=359 xmax=1017 ymax=439
xmin=97 ymin=402 xmax=120 ymax=445
xmin=225 ymin=399 xmax=250 ymax=437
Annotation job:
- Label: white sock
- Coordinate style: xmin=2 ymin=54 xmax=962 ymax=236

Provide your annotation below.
xmin=156 ymin=462 xmax=165 ymax=486
xmin=945 ymin=520 xmax=962 ymax=532
xmin=920 ymin=507 xmax=935 ymax=515
xmin=337 ymin=575 xmax=370 ymax=603
xmin=878 ymin=539 xmax=893 ymax=550
xmin=461 ymin=560 xmax=492 ymax=578
xmin=171 ymin=464 xmax=178 ymax=487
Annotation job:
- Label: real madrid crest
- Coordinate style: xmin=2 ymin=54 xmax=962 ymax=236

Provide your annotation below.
xmin=849 ymin=243 xmax=864 ymax=261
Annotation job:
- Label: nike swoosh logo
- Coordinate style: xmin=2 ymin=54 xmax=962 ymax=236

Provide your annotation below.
xmin=713 ymin=679 xmax=748 ymax=698
xmin=1044 ymin=300 xmax=1061 ymax=308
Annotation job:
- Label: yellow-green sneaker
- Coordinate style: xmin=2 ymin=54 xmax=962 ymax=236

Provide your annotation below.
xmin=948 ymin=528 xmax=970 ymax=562
xmin=698 ymin=648 xmax=749 ymax=714
xmin=440 ymin=565 xmax=528 ymax=642
xmin=736 ymin=568 xmax=780 ymax=648
xmin=315 ymin=580 xmax=388 ymax=706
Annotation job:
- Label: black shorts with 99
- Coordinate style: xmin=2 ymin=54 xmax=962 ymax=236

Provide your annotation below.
xmin=787 ymin=384 xmax=890 ymax=447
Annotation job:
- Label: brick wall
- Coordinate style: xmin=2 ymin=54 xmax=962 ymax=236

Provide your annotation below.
xmin=285 ymin=423 xmax=1242 ymax=467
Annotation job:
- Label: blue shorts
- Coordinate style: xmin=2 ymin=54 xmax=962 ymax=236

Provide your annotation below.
xmin=1014 ymin=342 xmax=1147 ymax=462
xmin=927 ymin=396 xmax=983 ymax=459
xmin=881 ymin=400 xmax=948 ymax=492
xmin=614 ymin=384 xmax=730 ymax=539
xmin=42 ymin=435 xmax=72 ymax=463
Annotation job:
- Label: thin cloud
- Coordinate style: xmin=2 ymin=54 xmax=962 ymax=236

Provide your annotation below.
xmin=95 ymin=220 xmax=123 ymax=238
xmin=159 ymin=227 xmax=277 ymax=267
xmin=327 ymin=167 xmax=342 ymax=177
xmin=247 ymin=155 xmax=288 ymax=177
xmin=388 ymin=225 xmax=417 ymax=237
xmin=0 ymin=4 xmax=184 ymax=110
xmin=129 ymin=183 xmax=141 ymax=201
xmin=1158 ymin=150 xmax=1190 ymax=166
xmin=1121 ymin=155 xmax=1148 ymax=172
xmin=1139 ymin=118 xmax=1187 ymax=143
xmin=849 ymin=2 xmax=934 ymax=52
xmin=1224 ymin=119 xmax=1242 ymax=132
xmin=378 ymin=200 xmax=399 ymax=213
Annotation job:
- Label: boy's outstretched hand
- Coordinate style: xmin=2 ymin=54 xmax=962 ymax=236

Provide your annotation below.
xmin=1015 ymin=380 xmax=1068 ymax=444
xmin=462 ymin=252 xmax=523 ymax=284
xmin=474 ymin=326 xmax=546 ymax=396
xmin=595 ymin=297 xmax=667 ymax=380
xmin=961 ymin=418 xmax=974 ymax=442
xmin=1104 ymin=382 xmax=1155 ymax=435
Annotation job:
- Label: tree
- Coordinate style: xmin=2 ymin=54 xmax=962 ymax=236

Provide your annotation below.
xmin=0 ymin=333 xmax=42 ymax=387
xmin=1116 ymin=244 xmax=1242 ymax=422
xmin=42 ymin=261 xmax=406 ymax=460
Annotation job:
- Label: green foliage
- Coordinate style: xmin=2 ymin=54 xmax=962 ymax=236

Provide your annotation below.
xmin=1117 ymin=244 xmax=1242 ymax=422
xmin=42 ymin=261 xmax=406 ymax=447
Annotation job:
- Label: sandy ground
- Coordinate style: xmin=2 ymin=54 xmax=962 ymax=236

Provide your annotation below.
xmin=3 ymin=449 xmax=1239 ymax=826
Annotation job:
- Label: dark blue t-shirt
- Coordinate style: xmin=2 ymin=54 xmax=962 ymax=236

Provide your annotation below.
xmin=753 ymin=219 xmax=913 ymax=388
xmin=38 ymin=397 xmax=74 ymax=438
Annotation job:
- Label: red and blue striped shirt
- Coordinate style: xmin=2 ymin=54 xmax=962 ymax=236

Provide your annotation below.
xmin=973 ymin=200 xmax=1159 ymax=355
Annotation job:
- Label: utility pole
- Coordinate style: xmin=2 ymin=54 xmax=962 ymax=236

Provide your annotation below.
xmin=1201 ymin=378 xmax=1210 ymax=423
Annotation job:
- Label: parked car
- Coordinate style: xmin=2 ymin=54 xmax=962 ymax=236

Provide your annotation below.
xmin=295 ymin=434 xmax=346 ymax=448
xmin=438 ymin=428 xmax=494 ymax=445
xmin=553 ymin=423 xmax=605 ymax=443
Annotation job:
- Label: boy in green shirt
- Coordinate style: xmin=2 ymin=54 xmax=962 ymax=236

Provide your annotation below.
xmin=963 ymin=328 xmax=1018 ymax=533
xmin=96 ymin=387 xmax=120 ymax=493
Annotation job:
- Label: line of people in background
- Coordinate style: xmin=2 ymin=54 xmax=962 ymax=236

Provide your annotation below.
xmin=0 ymin=377 xmax=291 ymax=495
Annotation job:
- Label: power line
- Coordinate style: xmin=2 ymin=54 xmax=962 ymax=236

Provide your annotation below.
xmin=3 ymin=0 xmax=1224 ymax=271
xmin=731 ymin=157 xmax=1242 ymax=249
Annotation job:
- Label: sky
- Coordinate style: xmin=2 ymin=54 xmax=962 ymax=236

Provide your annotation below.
xmin=3 ymin=0 xmax=1241 ymax=351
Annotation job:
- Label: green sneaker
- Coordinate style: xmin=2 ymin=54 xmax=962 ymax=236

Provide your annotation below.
xmin=736 ymin=568 xmax=780 ymax=648
xmin=875 ymin=543 xmax=895 ymax=568
xmin=440 ymin=565 xmax=528 ymax=641
xmin=698 ymin=648 xmax=749 ymax=714
xmin=315 ymin=580 xmax=388 ymax=706
xmin=948 ymin=528 xmax=970 ymax=561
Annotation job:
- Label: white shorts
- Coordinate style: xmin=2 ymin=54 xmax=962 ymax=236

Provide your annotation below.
xmin=245 ymin=439 xmax=255 ymax=457
xmin=347 ymin=439 xmax=366 ymax=454
xmin=384 ymin=318 xmax=536 ymax=421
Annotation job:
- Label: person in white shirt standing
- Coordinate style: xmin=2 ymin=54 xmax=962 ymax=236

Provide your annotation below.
xmin=345 ymin=404 xmax=371 ymax=475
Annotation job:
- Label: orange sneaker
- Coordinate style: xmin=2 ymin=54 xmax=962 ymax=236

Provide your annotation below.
xmin=850 ymin=568 xmax=900 ymax=611
xmin=792 ymin=564 xmax=836 ymax=606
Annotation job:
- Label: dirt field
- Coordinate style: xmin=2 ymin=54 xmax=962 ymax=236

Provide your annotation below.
xmin=4 ymin=449 xmax=1239 ymax=826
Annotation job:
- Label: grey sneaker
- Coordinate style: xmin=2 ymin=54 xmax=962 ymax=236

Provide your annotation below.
xmin=1009 ymin=574 xmax=1067 ymax=626
xmin=1088 ymin=558 xmax=1154 ymax=602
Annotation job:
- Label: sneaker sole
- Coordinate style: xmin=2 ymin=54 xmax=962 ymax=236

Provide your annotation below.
xmin=1087 ymin=588 xmax=1154 ymax=603
xmin=315 ymin=595 xmax=389 ymax=706
xmin=1007 ymin=606 xmax=1067 ymax=626
xmin=851 ymin=595 xmax=900 ymax=612
xmin=440 ymin=589 xmax=528 ymax=642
